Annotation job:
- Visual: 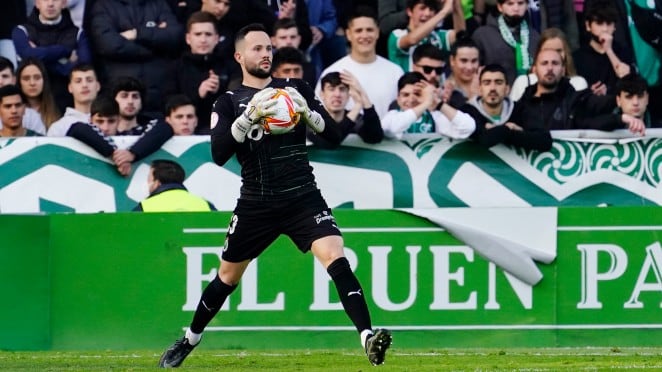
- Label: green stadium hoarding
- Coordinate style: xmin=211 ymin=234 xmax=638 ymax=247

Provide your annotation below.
xmin=2 ymin=207 xmax=662 ymax=351
xmin=1 ymin=132 xmax=662 ymax=213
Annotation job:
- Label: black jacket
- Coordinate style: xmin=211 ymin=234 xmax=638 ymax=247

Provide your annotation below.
xmin=175 ymin=52 xmax=228 ymax=135
xmin=511 ymin=78 xmax=615 ymax=131
xmin=89 ymin=0 xmax=184 ymax=116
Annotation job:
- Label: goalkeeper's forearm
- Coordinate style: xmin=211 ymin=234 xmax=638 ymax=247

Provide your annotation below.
xmin=231 ymin=113 xmax=254 ymax=143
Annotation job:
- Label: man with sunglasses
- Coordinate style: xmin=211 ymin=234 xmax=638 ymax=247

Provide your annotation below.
xmin=411 ymin=43 xmax=448 ymax=87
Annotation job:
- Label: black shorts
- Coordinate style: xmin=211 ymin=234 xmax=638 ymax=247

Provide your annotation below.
xmin=221 ymin=190 xmax=342 ymax=262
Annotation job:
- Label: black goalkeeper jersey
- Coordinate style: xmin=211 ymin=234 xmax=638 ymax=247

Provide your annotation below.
xmin=210 ymin=77 xmax=341 ymax=201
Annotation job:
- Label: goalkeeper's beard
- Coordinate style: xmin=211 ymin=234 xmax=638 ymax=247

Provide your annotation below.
xmin=247 ymin=65 xmax=272 ymax=79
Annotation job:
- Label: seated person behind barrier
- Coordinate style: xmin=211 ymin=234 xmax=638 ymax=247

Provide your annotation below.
xmin=0 ymin=57 xmax=45 ymax=134
xmin=48 ymin=64 xmax=100 ymax=136
xmin=308 ymin=71 xmax=383 ymax=149
xmin=510 ymin=27 xmax=588 ymax=101
xmin=111 ymin=94 xmax=200 ymax=169
xmin=510 ymin=48 xmax=615 ymax=131
xmin=164 ymin=94 xmax=198 ymax=136
xmin=382 ymin=71 xmax=475 ymax=139
xmin=0 ymin=84 xmax=42 ymax=137
xmin=589 ymin=73 xmax=654 ymax=134
xmin=134 ymin=159 xmax=216 ymax=212
xmin=65 ymin=95 xmax=131 ymax=175
xmin=460 ymin=63 xmax=552 ymax=151
xmin=111 ymin=77 xmax=159 ymax=136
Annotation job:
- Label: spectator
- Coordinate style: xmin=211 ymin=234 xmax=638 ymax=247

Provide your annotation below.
xmin=134 ymin=159 xmax=216 ymax=212
xmin=89 ymin=0 xmax=184 ymax=117
xmin=0 ymin=84 xmax=42 ymax=137
xmin=573 ymin=0 xmax=633 ymax=96
xmin=317 ymin=6 xmax=404 ymax=118
xmin=47 ymin=64 xmax=100 ymax=136
xmin=110 ymin=77 xmax=159 ymax=136
xmin=614 ymin=73 xmax=658 ymax=129
xmin=264 ymin=0 xmax=313 ymax=51
xmin=460 ymin=63 xmax=552 ymax=151
xmin=411 ymin=43 xmax=448 ymax=87
xmin=306 ymin=0 xmax=345 ymax=79
xmin=175 ymin=11 xmax=226 ymax=135
xmin=510 ymin=48 xmax=614 ymax=131
xmin=67 ymin=0 xmax=86 ymax=29
xmin=13 ymin=0 xmax=92 ymax=112
xmin=510 ymin=27 xmax=587 ymax=101
xmin=65 ymin=95 xmax=131 ymax=175
xmin=0 ymin=56 xmax=45 ymax=134
xmin=590 ymin=73 xmax=655 ymax=133
xmin=309 ymin=70 xmax=383 ymax=148
xmin=272 ymin=18 xmax=303 ymax=49
xmin=529 ymin=0 xmax=579 ymax=51
xmin=0 ymin=0 xmax=26 ymax=68
xmin=388 ymin=0 xmax=462 ymax=72
xmin=443 ymin=37 xmax=480 ymax=108
xmin=584 ymin=0 xmax=662 ymax=125
xmin=165 ymin=94 xmax=198 ymax=135
xmin=382 ymin=71 xmax=475 ymax=139
xmin=472 ymin=0 xmax=540 ymax=84
xmin=16 ymin=57 xmax=60 ymax=128
xmin=199 ymin=0 xmax=236 ymax=85
xmin=271 ymin=46 xmax=316 ymax=86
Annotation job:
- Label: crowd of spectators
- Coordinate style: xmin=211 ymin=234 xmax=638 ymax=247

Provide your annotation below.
xmin=0 ymin=0 xmax=660 ymax=176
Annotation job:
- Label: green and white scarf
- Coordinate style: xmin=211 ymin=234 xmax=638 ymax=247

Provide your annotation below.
xmin=497 ymin=15 xmax=531 ymax=75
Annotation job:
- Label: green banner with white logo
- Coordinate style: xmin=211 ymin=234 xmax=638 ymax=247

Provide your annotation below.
xmin=1 ymin=134 xmax=662 ymax=213
xmin=2 ymin=207 xmax=662 ymax=350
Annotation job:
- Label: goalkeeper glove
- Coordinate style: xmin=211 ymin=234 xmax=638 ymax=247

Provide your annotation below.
xmin=285 ymin=87 xmax=325 ymax=133
xmin=231 ymin=88 xmax=279 ymax=143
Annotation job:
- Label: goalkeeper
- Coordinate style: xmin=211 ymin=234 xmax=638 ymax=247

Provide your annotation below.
xmin=158 ymin=23 xmax=392 ymax=368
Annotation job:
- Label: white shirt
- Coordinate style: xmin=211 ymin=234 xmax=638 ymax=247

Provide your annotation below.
xmin=0 ymin=107 xmax=46 ymax=135
xmin=47 ymin=107 xmax=90 ymax=137
xmin=381 ymin=108 xmax=476 ymax=140
xmin=316 ymin=55 xmax=404 ymax=119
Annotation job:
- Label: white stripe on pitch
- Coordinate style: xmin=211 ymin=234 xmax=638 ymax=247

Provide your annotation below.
xmin=183 ymin=227 xmax=445 ymax=234
xmin=196 ymin=324 xmax=662 ymax=332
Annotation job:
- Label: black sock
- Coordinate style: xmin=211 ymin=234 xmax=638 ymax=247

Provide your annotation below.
xmin=327 ymin=257 xmax=372 ymax=333
xmin=189 ymin=275 xmax=237 ymax=334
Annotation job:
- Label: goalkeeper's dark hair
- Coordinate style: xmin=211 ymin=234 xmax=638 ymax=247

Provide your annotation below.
xmin=235 ymin=23 xmax=268 ymax=47
xmin=151 ymin=159 xmax=186 ymax=184
xmin=616 ymin=73 xmax=648 ymax=96
xmin=397 ymin=71 xmax=426 ymax=91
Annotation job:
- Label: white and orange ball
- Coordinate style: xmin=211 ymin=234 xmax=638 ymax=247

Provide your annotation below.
xmin=261 ymin=88 xmax=300 ymax=135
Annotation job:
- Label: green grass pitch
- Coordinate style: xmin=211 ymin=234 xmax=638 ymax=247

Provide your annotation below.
xmin=2 ymin=348 xmax=662 ymax=371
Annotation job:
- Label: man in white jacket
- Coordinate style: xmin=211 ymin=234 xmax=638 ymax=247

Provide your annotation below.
xmin=382 ymin=71 xmax=475 ymax=139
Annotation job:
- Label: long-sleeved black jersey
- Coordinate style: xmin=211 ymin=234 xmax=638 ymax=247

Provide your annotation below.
xmin=210 ymin=77 xmax=341 ymax=201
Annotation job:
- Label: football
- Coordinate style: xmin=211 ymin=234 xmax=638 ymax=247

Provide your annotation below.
xmin=261 ymin=88 xmax=300 ymax=135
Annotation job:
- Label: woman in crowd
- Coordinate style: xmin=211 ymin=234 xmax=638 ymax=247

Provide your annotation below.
xmin=16 ymin=58 xmax=60 ymax=128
